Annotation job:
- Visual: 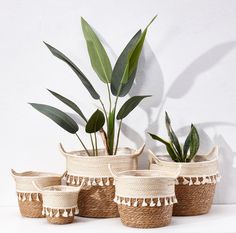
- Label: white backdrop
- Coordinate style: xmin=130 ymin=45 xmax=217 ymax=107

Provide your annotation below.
xmin=1 ymin=0 xmax=236 ymax=206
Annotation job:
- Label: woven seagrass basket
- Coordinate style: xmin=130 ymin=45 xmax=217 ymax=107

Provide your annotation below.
xmin=59 ymin=143 xmax=144 ymax=218
xmin=148 ymin=146 xmax=220 ymax=216
xmin=109 ymin=167 xmax=180 ymax=228
xmin=11 ymin=169 xmax=62 ymax=218
xmin=33 ymin=181 xmax=84 ymax=224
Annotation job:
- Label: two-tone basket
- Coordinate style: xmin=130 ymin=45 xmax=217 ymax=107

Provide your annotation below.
xmin=109 ymin=166 xmax=180 ymax=228
xmin=33 ymin=181 xmax=84 ymax=224
xmin=59 ymin=143 xmax=144 ymax=218
xmin=148 ymin=146 xmax=220 ymax=216
xmin=11 ymin=169 xmax=62 ymax=218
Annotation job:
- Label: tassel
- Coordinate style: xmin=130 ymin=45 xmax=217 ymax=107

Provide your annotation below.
xmin=183 ymin=177 xmax=189 ymax=185
xmin=92 ymin=178 xmax=97 ymax=186
xmin=113 ymin=196 xmax=118 ymax=203
xmin=208 ymin=176 xmax=212 ymax=184
xmin=133 ymin=199 xmax=138 ymax=207
xmin=98 ymin=179 xmax=104 ymax=186
xmin=173 ymin=196 xmax=178 ymax=204
xmin=29 ymin=193 xmax=32 ymax=202
xmin=105 ymin=178 xmax=110 ymax=186
xmin=142 ymin=199 xmax=148 ymax=207
xmin=75 ymin=207 xmax=79 ymax=215
xmin=87 ymin=178 xmax=91 ymax=186
xmin=41 ymin=208 xmax=45 ymax=216
xmin=62 ymin=210 xmax=68 ymax=218
xmin=201 ymin=176 xmax=207 ymax=184
xmin=76 ymin=178 xmax=80 ymax=185
xmin=67 ymin=175 xmax=70 ymax=184
xmin=212 ymin=176 xmax=217 ymax=184
xmin=169 ymin=197 xmax=173 ymax=205
xmin=194 ymin=177 xmax=201 ymax=185
xmin=69 ymin=209 xmax=73 ymax=217
xmin=112 ymin=179 xmax=116 ymax=185
xmin=36 ymin=193 xmax=40 ymax=201
xmin=164 ymin=198 xmax=169 ymax=206
xmin=157 ymin=198 xmax=161 ymax=207
xmin=18 ymin=193 xmax=21 ymax=201
xmin=55 ymin=210 xmax=60 ymax=218
xmin=121 ymin=198 xmax=126 ymax=205
xmin=175 ymin=178 xmax=179 ymax=185
xmin=49 ymin=209 xmax=53 ymax=217
xmin=22 ymin=193 xmax=26 ymax=202
xmin=71 ymin=176 xmax=75 ymax=185
xmin=149 ymin=198 xmax=155 ymax=207
xmin=189 ymin=177 xmax=193 ymax=186
xmin=127 ymin=199 xmax=131 ymax=206
xmin=117 ymin=196 xmax=121 ymax=204
xmin=46 ymin=208 xmax=49 ymax=216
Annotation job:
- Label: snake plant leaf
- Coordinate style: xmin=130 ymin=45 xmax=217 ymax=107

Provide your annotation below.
xmin=107 ymin=109 xmax=115 ymax=155
xmin=85 ymin=109 xmax=105 ymax=133
xmin=44 ymin=42 xmax=100 ymax=100
xmin=117 ymin=95 xmax=151 ymax=120
xmin=165 ymin=112 xmax=183 ymax=159
xmin=111 ymin=30 xmax=141 ymax=96
xmin=186 ymin=124 xmax=200 ymax=162
xmin=47 ymin=89 xmax=87 ymax=122
xmin=29 ymin=103 xmax=79 ymax=134
xmin=148 ymin=133 xmax=169 ymax=146
xmin=183 ymin=124 xmax=193 ymax=158
xmin=81 ymin=17 xmax=112 ymax=83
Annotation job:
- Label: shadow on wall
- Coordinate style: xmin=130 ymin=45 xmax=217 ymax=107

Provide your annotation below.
xmin=121 ymin=41 xmax=236 ymax=168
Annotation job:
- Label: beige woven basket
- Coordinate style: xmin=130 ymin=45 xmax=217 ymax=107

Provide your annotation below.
xmin=59 ymin=143 xmax=145 ymax=218
xmin=11 ymin=169 xmax=62 ymax=218
xmin=109 ymin=166 xmax=180 ymax=228
xmin=148 ymin=146 xmax=220 ymax=216
xmin=33 ymin=181 xmax=84 ymax=224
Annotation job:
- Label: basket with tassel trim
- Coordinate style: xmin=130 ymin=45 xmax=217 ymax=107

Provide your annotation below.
xmin=148 ymin=146 xmax=220 ymax=216
xmin=33 ymin=180 xmax=84 ymax=224
xmin=59 ymin=143 xmax=145 ymax=218
xmin=11 ymin=169 xmax=62 ymax=218
xmin=109 ymin=165 xmax=181 ymax=228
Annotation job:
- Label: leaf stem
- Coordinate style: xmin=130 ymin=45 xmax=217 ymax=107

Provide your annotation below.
xmin=99 ymin=99 xmax=108 ymax=124
xmin=94 ymin=132 xmax=98 ymax=156
xmin=106 ymin=83 xmax=112 ymax=114
xmin=90 ymin=134 xmax=95 ymax=156
xmin=114 ymin=120 xmax=122 ymax=155
xmin=75 ymin=133 xmax=91 ymax=156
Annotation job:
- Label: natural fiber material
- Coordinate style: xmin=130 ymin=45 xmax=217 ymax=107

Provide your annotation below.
xmin=37 ymin=185 xmax=82 ymax=224
xmin=11 ymin=170 xmax=61 ymax=218
xmin=110 ymin=169 xmax=179 ymax=228
xmin=148 ymin=147 xmax=219 ymax=216
xmin=60 ymin=143 xmax=144 ymax=218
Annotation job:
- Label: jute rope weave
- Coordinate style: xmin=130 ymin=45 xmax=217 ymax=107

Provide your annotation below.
xmin=148 ymin=146 xmax=220 ymax=216
xmin=60 ymin=143 xmax=144 ymax=218
xmin=110 ymin=168 xmax=180 ymax=228
xmin=34 ymin=182 xmax=83 ymax=224
xmin=11 ymin=169 xmax=62 ymax=218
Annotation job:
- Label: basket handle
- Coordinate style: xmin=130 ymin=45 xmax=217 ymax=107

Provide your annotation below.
xmin=32 ymin=181 xmax=43 ymax=192
xmin=108 ymin=164 xmax=118 ymax=178
xmin=134 ymin=143 xmax=145 ymax=157
xmin=59 ymin=143 xmax=70 ymax=158
xmin=60 ymin=171 xmax=68 ymax=179
xmin=148 ymin=149 xmax=162 ymax=165
xmin=11 ymin=169 xmax=18 ymax=178
xmin=202 ymin=146 xmax=219 ymax=160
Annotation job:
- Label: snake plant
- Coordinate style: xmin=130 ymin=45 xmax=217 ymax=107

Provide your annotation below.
xmin=30 ymin=16 xmax=156 ymax=156
xmin=148 ymin=112 xmax=200 ymax=162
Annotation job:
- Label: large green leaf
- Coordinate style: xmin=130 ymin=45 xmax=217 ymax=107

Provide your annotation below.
xmin=85 ymin=109 xmax=105 ymax=133
xmin=48 ymin=89 xmax=87 ymax=122
xmin=186 ymin=124 xmax=200 ymax=162
xmin=30 ymin=103 xmax=78 ymax=134
xmin=111 ymin=16 xmax=157 ymax=97
xmin=165 ymin=112 xmax=183 ymax=160
xmin=111 ymin=30 xmax=141 ymax=96
xmin=81 ymin=17 xmax=112 ymax=83
xmin=44 ymin=42 xmax=100 ymax=99
xmin=117 ymin=95 xmax=151 ymax=120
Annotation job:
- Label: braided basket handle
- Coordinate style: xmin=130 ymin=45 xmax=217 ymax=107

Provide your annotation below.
xmin=148 ymin=149 xmax=162 ymax=165
xmin=134 ymin=143 xmax=145 ymax=157
xmin=32 ymin=181 xmax=43 ymax=192
xmin=59 ymin=143 xmax=70 ymax=158
xmin=108 ymin=164 xmax=118 ymax=178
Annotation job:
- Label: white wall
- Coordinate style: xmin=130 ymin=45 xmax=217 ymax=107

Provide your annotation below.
xmin=1 ymin=0 xmax=236 ymax=206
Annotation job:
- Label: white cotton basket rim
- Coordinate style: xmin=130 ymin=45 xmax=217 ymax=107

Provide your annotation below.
xmin=11 ymin=169 xmax=61 ymax=179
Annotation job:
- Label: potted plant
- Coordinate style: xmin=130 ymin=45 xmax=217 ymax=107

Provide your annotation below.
xmin=29 ymin=16 xmax=156 ymax=217
xmin=148 ymin=112 xmax=220 ymax=216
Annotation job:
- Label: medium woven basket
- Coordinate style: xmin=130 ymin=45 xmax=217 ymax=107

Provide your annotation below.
xmin=148 ymin=146 xmax=220 ymax=216
xmin=59 ymin=143 xmax=144 ymax=218
xmin=33 ymin=182 xmax=84 ymax=224
xmin=11 ymin=169 xmax=62 ymax=218
xmin=110 ymin=168 xmax=180 ymax=228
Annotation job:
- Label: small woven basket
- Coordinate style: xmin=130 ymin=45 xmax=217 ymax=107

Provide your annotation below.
xmin=33 ymin=182 xmax=84 ymax=224
xmin=11 ymin=169 xmax=62 ymax=218
xmin=109 ymin=168 xmax=180 ymax=228
xmin=148 ymin=146 xmax=220 ymax=216
xmin=60 ymin=143 xmax=144 ymax=218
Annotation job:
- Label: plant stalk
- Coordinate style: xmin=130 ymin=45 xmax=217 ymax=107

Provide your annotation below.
xmin=94 ymin=132 xmax=98 ymax=156
xmin=75 ymin=133 xmax=91 ymax=156
xmin=114 ymin=120 xmax=122 ymax=155
xmin=90 ymin=134 xmax=95 ymax=156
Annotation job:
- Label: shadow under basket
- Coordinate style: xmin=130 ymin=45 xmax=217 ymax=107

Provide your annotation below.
xmin=11 ymin=170 xmax=62 ymax=218
xmin=111 ymin=169 xmax=179 ymax=228
xmin=148 ymin=147 xmax=220 ymax=216
xmin=60 ymin=143 xmax=144 ymax=218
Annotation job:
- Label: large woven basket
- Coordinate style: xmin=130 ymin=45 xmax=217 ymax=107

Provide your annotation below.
xmin=11 ymin=169 xmax=62 ymax=218
xmin=109 ymin=167 xmax=180 ymax=228
xmin=33 ymin=181 xmax=84 ymax=224
xmin=148 ymin=146 xmax=220 ymax=216
xmin=59 ymin=143 xmax=144 ymax=218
